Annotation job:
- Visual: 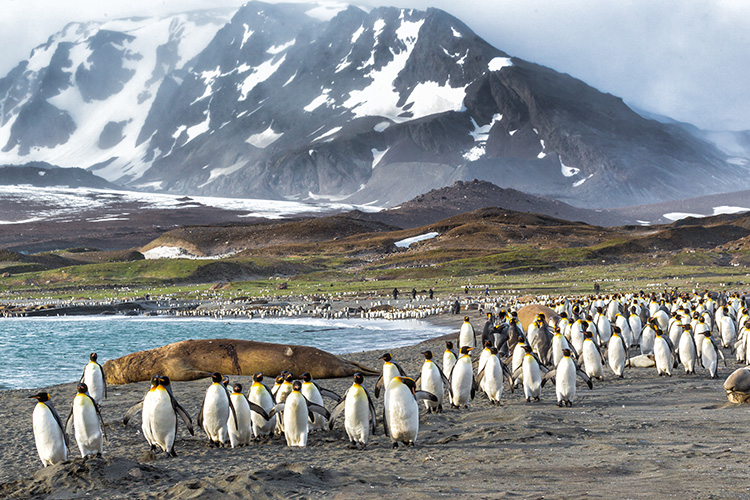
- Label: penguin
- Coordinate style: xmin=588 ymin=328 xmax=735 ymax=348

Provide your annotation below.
xmin=513 ymin=344 xmax=545 ymax=402
xmin=570 ymin=319 xmax=587 ymax=354
xmin=329 ymin=372 xmax=377 ymax=449
xmin=628 ymin=308 xmax=643 ymax=347
xmin=700 ymin=331 xmax=725 ymax=379
xmin=415 ymin=350 xmax=449 ymax=412
xmin=227 ymin=383 xmax=269 ymax=448
xmin=551 ymin=326 xmax=576 ymax=367
xmin=477 ymin=340 xmax=494 ymax=392
xmin=374 ymin=353 xmax=407 ymax=398
xmin=274 ymin=372 xmax=295 ymax=435
xmin=581 ymin=331 xmax=605 ymax=380
xmin=653 ymin=329 xmax=675 ymax=377
xmin=268 ymin=380 xmax=330 ymax=447
xmin=458 ymin=316 xmax=477 ymax=349
xmin=448 ymin=346 xmax=477 ymax=408
xmin=640 ymin=319 xmax=657 ymax=355
xmin=80 ymin=352 xmax=107 ymax=405
xmin=301 ymin=372 xmax=340 ymax=431
xmin=678 ymin=324 xmax=698 ymax=374
xmin=65 ymin=382 xmax=105 ymax=458
xmin=247 ymin=373 xmax=277 ymax=440
xmin=143 ymin=375 xmax=194 ymax=456
xmin=719 ymin=313 xmax=737 ymax=348
xmin=383 ymin=376 xmax=437 ymax=448
xmin=542 ymin=349 xmax=593 ymax=406
xmin=443 ymin=341 xmax=458 ymax=378
xmin=198 ymin=372 xmax=238 ymax=446
xmin=476 ymin=347 xmax=513 ymax=404
xmin=595 ymin=307 xmax=612 ymax=346
xmin=606 ymin=325 xmax=629 ymax=378
xmin=29 ymin=392 xmax=69 ymax=466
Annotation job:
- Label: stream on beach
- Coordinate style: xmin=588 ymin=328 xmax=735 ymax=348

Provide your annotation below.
xmin=0 ymin=316 xmax=452 ymax=390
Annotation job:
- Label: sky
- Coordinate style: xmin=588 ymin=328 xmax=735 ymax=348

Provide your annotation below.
xmin=2 ymin=0 xmax=749 ymax=131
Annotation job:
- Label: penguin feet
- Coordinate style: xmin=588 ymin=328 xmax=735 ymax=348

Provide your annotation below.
xmin=437 ymin=405 xmax=443 ymax=413
xmin=557 ymin=401 xmax=565 ymax=407
xmin=392 ymin=442 xmax=399 ymax=449
xmin=565 ymin=401 xmax=573 ymax=407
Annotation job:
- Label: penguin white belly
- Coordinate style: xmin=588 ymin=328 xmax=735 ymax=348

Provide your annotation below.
xmin=345 ymin=386 xmax=370 ymax=445
xmin=679 ymin=334 xmax=697 ymax=373
xmin=607 ymin=337 xmax=626 ymax=377
xmin=571 ymin=326 xmax=584 ymax=354
xmin=522 ymin=357 xmax=541 ymax=400
xmin=552 ymin=335 xmax=567 ymax=367
xmin=617 ymin=317 xmax=633 ymax=346
xmin=202 ymin=384 xmax=230 ymax=444
xmin=382 ymin=363 xmax=400 ymax=392
xmin=249 ymin=386 xmax=276 ymax=438
xmin=597 ymin=317 xmax=612 ymax=344
xmin=73 ymin=395 xmax=103 ymax=457
xmin=443 ymin=353 xmax=456 ymax=380
xmin=654 ymin=337 xmax=672 ymax=376
xmin=556 ymin=358 xmax=577 ymax=405
xmin=483 ymin=356 xmax=503 ymax=402
xmin=512 ymin=344 xmax=525 ymax=374
xmin=450 ymin=358 xmax=473 ymax=406
xmin=640 ymin=327 xmax=655 ymax=355
xmin=141 ymin=391 xmax=157 ymax=447
xmin=386 ymin=383 xmax=418 ymax=444
xmin=302 ymin=384 xmax=326 ymax=431
xmin=629 ymin=317 xmax=642 ymax=346
xmin=32 ymin=404 xmax=67 ymax=466
xmin=702 ymin=341 xmax=718 ymax=378
xmin=275 ymin=384 xmax=292 ymax=434
xmin=582 ymin=341 xmax=603 ymax=379
xmin=150 ymin=389 xmax=177 ymax=453
xmin=83 ymin=363 xmax=106 ymax=404
xmin=420 ymin=363 xmax=443 ymax=410
xmin=721 ymin=318 xmax=737 ymax=348
xmin=283 ymin=393 xmax=309 ymax=447
xmin=228 ymin=393 xmax=252 ymax=448
xmin=459 ymin=323 xmax=475 ymax=349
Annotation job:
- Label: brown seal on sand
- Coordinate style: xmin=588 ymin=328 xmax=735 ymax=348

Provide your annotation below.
xmin=516 ymin=304 xmax=559 ymax=329
xmin=103 ymin=339 xmax=378 ymax=384
xmin=724 ymin=368 xmax=750 ymax=403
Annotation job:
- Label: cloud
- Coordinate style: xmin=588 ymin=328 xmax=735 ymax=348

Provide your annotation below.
xmin=2 ymin=0 xmax=749 ymax=130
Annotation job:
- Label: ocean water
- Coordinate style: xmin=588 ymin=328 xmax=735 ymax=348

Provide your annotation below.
xmin=0 ymin=316 xmax=452 ymax=390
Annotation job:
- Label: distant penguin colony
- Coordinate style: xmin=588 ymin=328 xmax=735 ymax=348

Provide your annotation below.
xmin=27 ymin=288 xmax=749 ymax=466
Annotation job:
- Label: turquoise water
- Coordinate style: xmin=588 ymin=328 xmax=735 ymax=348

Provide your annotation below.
xmin=0 ymin=316 xmax=452 ymax=390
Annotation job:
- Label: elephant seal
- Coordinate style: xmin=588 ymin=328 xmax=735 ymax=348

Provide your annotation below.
xmin=103 ymin=338 xmax=378 ymax=385
xmin=516 ymin=304 xmax=559 ymax=330
xmin=628 ymin=354 xmax=656 ymax=368
xmin=724 ymin=368 xmax=750 ymax=403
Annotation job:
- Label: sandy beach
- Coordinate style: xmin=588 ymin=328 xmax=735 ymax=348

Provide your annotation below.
xmin=1 ymin=309 xmax=747 ymax=499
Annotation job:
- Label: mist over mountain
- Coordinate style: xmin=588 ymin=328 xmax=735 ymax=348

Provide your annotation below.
xmin=0 ymin=2 xmax=747 ymax=209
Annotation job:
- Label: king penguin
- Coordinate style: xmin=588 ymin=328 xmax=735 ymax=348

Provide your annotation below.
xmin=248 ymin=373 xmax=277 ymax=440
xmin=227 ymin=383 xmax=269 ymax=448
xmin=449 ymin=346 xmax=476 ymax=408
xmin=415 ymin=351 xmax=449 ymax=413
xmin=678 ymin=324 xmax=698 ymax=374
xmin=198 ymin=372 xmax=238 ymax=447
xmin=383 ymin=376 xmax=437 ymax=448
xmin=29 ymin=392 xmax=69 ymax=466
xmin=329 ymin=372 xmax=377 ymax=449
xmin=542 ymin=349 xmax=593 ymax=407
xmin=514 ymin=344 xmax=544 ymax=402
xmin=443 ymin=341 xmax=458 ymax=379
xmin=374 ymin=353 xmax=407 ymax=398
xmin=476 ymin=347 xmax=513 ymax=404
xmin=143 ymin=375 xmax=194 ymax=457
xmin=301 ymin=372 xmax=340 ymax=431
xmin=65 ymin=382 xmax=106 ymax=458
xmin=458 ymin=316 xmax=477 ymax=349
xmin=269 ymin=380 xmax=330 ymax=447
xmin=80 ymin=352 xmax=107 ymax=405
xmin=607 ymin=326 xmax=629 ymax=378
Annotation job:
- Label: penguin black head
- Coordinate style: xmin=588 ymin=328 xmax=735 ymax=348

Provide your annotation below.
xmin=301 ymin=373 xmax=312 ymax=382
xmin=253 ymin=373 xmax=264 ymax=383
xmin=274 ymin=374 xmax=285 ymax=385
xmin=445 ymin=341 xmax=454 ymax=350
xmin=586 ymin=315 xmax=594 ymax=321
xmin=538 ymin=313 xmax=546 ymax=321
xmin=511 ymin=311 xmax=518 ymax=318
xmin=489 ymin=347 xmax=498 ymax=355
xmin=704 ymin=331 xmax=712 ymax=338
xmin=89 ymin=352 xmax=98 ymax=362
xmin=562 ymin=348 xmax=572 ymax=357
xmin=584 ymin=330 xmax=593 ymax=339
xmin=459 ymin=346 xmax=473 ymax=355
xmin=560 ymin=312 xmax=568 ymax=319
xmin=353 ymin=372 xmax=364 ymax=385
xmin=211 ymin=372 xmax=223 ymax=384
xmin=158 ymin=375 xmax=171 ymax=387
xmin=380 ymin=353 xmax=393 ymax=362
xmin=396 ymin=376 xmax=416 ymax=394
xmin=292 ymin=380 xmax=302 ymax=392
xmin=29 ymin=392 xmax=50 ymax=402
xmin=284 ymin=372 xmax=295 ymax=382
xmin=77 ymin=383 xmax=88 ymax=394
xmin=612 ymin=325 xmax=621 ymax=334
xmin=554 ymin=326 xmax=561 ymax=334
xmin=232 ymin=383 xmax=242 ymax=393
xmin=596 ymin=306 xmax=603 ymax=313
xmin=464 ymin=316 xmax=470 ymax=322
xmin=682 ymin=324 xmax=692 ymax=330
xmin=421 ymin=350 xmax=433 ymax=360
xmin=522 ymin=345 xmax=533 ymax=354
xmin=517 ymin=334 xmax=526 ymax=343
xmin=484 ymin=340 xmax=492 ymax=348
xmin=150 ymin=375 xmax=160 ymax=387
xmin=580 ymin=320 xmax=588 ymax=329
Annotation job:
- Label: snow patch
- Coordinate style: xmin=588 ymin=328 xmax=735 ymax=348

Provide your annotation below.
xmin=395 ymin=232 xmax=439 ymax=248
xmin=371 ymin=147 xmax=389 ymax=168
xmin=267 ymin=39 xmax=295 ymax=54
xmin=713 ymin=206 xmax=750 ymax=216
xmin=560 ymin=158 xmax=580 ymax=177
xmin=573 ymin=174 xmax=593 ymax=187
xmin=239 ymin=54 xmax=286 ymax=100
xmin=663 ymin=212 xmax=703 ymax=222
xmin=463 ymin=114 xmax=501 ymax=161
xmin=351 ymin=25 xmax=365 ymax=43
xmin=374 ymin=121 xmax=391 ymax=132
xmin=312 ymin=126 xmax=342 ymax=142
xmin=246 ymin=125 xmax=283 ymax=148
xmin=488 ymin=57 xmax=512 ymax=72
xmin=304 ymin=90 xmax=334 ymax=112
xmin=451 ymin=27 xmax=462 ymax=38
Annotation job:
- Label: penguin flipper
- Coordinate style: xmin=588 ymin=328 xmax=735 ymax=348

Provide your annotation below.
xmin=307 ymin=402 xmax=331 ymax=422
xmin=197 ymin=399 xmax=205 ymax=430
xmin=123 ymin=400 xmax=144 ymax=426
xmin=328 ymin=400 xmax=346 ymax=431
xmin=541 ymin=369 xmax=556 ymax=388
xmin=97 ymin=361 xmax=108 ymax=400
xmin=268 ymin=403 xmax=285 ymax=421
xmin=382 ymin=406 xmax=389 ymax=438
xmin=415 ymin=390 xmax=438 ymax=403
xmin=173 ymin=400 xmax=194 ymax=436
xmin=365 ymin=388 xmax=377 ymax=435
xmin=319 ymin=387 xmax=342 ymax=402
xmin=374 ymin=373 xmax=384 ymax=398
xmin=65 ymin=407 xmax=74 ymax=436
xmin=577 ymin=369 xmax=593 ymax=390
xmin=501 ymin=362 xmax=514 ymax=393
xmin=87 ymin=393 xmax=108 ymax=441
xmin=393 ymin=361 xmax=408 ymax=377
xmin=476 ymin=368 xmax=485 ymax=385
xmin=437 ymin=365 xmax=450 ymax=387
xmin=243 ymin=397 xmax=269 ymax=421
xmin=48 ymin=402 xmax=70 ymax=449
xmin=226 ymin=388 xmax=240 ymax=431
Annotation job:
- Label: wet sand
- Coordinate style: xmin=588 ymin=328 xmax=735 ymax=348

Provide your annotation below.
xmin=1 ymin=310 xmax=747 ymax=499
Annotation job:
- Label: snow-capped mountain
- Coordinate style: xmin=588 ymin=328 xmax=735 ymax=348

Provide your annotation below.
xmin=0 ymin=2 xmax=747 ymax=209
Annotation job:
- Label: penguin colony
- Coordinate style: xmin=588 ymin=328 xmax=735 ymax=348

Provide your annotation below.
xmin=28 ymin=289 xmax=750 ymax=466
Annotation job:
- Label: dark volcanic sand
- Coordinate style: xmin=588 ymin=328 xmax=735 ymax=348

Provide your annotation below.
xmin=0 ymin=311 xmax=746 ymax=499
